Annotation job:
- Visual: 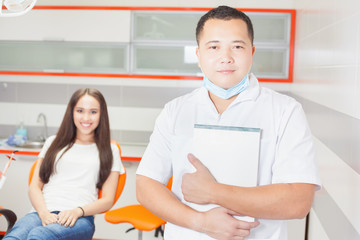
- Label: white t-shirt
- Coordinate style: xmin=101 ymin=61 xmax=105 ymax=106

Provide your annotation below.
xmin=36 ymin=135 xmax=125 ymax=212
xmin=136 ymin=74 xmax=321 ymax=240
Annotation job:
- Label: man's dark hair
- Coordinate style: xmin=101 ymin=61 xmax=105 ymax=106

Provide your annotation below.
xmin=196 ymin=5 xmax=254 ymax=45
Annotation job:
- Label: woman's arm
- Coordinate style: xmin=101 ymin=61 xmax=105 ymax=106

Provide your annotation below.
xmin=136 ymin=174 xmax=259 ymax=240
xmin=28 ymin=158 xmax=58 ymax=226
xmin=57 ymin=171 xmax=119 ymax=227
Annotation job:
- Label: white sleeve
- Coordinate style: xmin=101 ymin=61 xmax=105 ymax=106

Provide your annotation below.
xmin=111 ymin=143 xmax=125 ymax=174
xmin=272 ymin=100 xmax=321 ymax=189
xmin=38 ymin=135 xmax=56 ymax=158
xmin=136 ymin=104 xmax=173 ymax=185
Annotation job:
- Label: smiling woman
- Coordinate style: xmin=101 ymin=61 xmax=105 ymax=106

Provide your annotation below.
xmin=3 ymin=88 xmax=124 ymax=240
xmin=73 ymin=95 xmax=101 ymax=145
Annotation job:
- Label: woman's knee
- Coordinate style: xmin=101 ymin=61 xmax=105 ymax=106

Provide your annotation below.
xmin=3 ymin=213 xmax=42 ymax=240
xmin=27 ymin=217 xmax=95 ymax=240
xmin=27 ymin=226 xmax=51 ymax=240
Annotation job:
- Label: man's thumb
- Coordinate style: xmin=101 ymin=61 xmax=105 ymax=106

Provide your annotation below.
xmin=187 ymin=153 xmax=204 ymax=170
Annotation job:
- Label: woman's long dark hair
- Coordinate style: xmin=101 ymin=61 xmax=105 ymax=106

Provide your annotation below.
xmin=39 ymin=88 xmax=113 ymax=189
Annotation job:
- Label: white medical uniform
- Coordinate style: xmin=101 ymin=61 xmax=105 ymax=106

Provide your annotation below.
xmin=137 ymin=74 xmax=321 ymax=240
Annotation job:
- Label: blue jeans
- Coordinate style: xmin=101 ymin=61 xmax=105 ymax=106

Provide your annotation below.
xmin=3 ymin=211 xmax=95 ymax=240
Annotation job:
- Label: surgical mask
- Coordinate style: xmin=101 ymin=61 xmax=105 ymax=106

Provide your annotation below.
xmin=203 ymin=74 xmax=250 ymax=99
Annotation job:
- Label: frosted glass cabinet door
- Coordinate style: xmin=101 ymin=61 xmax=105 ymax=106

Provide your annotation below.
xmin=131 ymin=10 xmax=292 ymax=80
xmin=249 ymin=13 xmax=291 ymax=44
xmin=132 ymin=12 xmax=203 ymax=42
xmin=251 ymin=48 xmax=288 ymax=78
xmin=133 ymin=45 xmax=200 ymax=75
xmin=0 ymin=42 xmax=128 ymax=73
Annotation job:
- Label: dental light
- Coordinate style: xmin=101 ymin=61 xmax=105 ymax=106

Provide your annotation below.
xmin=0 ymin=0 xmax=37 ymax=17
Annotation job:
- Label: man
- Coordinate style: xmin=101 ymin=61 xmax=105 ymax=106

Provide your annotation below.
xmin=136 ymin=6 xmax=321 ymax=240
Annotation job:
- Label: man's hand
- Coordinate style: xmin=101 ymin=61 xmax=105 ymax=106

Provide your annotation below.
xmin=182 ymin=153 xmax=217 ymax=204
xmin=199 ymin=207 xmax=259 ymax=240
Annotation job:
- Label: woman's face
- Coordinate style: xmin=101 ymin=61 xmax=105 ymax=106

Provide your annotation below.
xmin=73 ymin=94 xmax=101 ymax=140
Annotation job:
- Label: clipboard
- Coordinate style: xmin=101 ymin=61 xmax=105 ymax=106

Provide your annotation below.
xmin=188 ymin=124 xmax=261 ymax=222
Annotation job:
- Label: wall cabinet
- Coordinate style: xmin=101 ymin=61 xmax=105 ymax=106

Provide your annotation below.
xmin=0 ymin=41 xmax=128 ymax=73
xmin=131 ymin=11 xmax=292 ymax=79
xmin=0 ymin=10 xmax=131 ymax=42
xmin=0 ymin=7 xmax=295 ymax=82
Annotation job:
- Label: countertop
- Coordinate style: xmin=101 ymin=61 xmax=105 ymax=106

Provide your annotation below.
xmin=0 ymin=140 xmax=145 ymax=161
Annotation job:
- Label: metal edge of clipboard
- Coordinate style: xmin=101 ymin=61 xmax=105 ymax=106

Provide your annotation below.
xmin=194 ymin=124 xmax=261 ymax=133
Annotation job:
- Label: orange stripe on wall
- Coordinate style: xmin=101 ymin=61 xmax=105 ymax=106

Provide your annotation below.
xmin=0 ymin=71 xmax=203 ymax=80
xmin=28 ymin=6 xmax=295 ymax=13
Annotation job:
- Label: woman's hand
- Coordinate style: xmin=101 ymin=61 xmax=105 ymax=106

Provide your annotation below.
xmin=57 ymin=208 xmax=83 ymax=227
xmin=38 ymin=211 xmax=58 ymax=226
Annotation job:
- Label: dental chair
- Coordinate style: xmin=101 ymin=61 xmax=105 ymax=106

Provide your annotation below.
xmin=0 ymin=207 xmax=17 ymax=239
xmin=2 ymin=140 xmax=126 ymax=238
xmin=104 ymin=177 xmax=172 ymax=240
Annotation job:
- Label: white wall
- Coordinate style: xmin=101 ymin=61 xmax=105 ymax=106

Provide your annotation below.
xmin=7 ymin=0 xmax=360 ymax=239
xmin=292 ymin=0 xmax=360 ymax=238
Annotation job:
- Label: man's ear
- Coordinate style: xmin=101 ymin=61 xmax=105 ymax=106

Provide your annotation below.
xmin=196 ymin=47 xmax=201 ymax=68
xmin=252 ymin=45 xmax=256 ymax=56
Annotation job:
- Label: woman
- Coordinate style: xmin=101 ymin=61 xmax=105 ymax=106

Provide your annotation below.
xmin=4 ymin=88 xmax=124 ymax=240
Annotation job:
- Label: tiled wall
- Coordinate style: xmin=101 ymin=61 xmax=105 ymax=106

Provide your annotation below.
xmin=0 ymin=78 xmax=196 ymax=145
xmin=292 ymin=0 xmax=360 ymax=238
xmin=0 ymin=75 xmax=200 ymax=239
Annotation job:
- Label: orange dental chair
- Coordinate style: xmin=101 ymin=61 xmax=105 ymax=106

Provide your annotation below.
xmin=105 ymin=177 xmax=172 ymax=240
xmin=2 ymin=140 xmax=126 ymax=239
xmin=0 ymin=207 xmax=17 ymax=239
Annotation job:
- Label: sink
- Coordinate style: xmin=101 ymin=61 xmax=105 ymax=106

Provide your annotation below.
xmin=16 ymin=140 xmax=45 ymax=149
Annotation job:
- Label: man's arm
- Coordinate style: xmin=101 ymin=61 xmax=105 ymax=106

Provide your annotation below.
xmin=182 ymin=154 xmax=316 ymax=220
xmin=136 ymin=174 xmax=259 ymax=240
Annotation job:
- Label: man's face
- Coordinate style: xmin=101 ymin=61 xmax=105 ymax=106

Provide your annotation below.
xmin=196 ymin=18 xmax=255 ymax=89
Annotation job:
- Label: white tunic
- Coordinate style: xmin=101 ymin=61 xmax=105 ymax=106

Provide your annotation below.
xmin=36 ymin=135 xmax=124 ymax=212
xmin=137 ymin=74 xmax=321 ymax=240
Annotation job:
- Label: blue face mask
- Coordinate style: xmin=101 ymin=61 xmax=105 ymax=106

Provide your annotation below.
xmin=203 ymin=74 xmax=250 ymax=99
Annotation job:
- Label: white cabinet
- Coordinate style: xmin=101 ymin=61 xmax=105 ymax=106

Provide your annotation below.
xmin=0 ymin=41 xmax=128 ymax=73
xmin=131 ymin=10 xmax=292 ymax=80
xmin=249 ymin=12 xmax=290 ymax=44
xmin=0 ymin=10 xmax=130 ymax=73
xmin=0 ymin=10 xmax=131 ymax=42
xmin=132 ymin=11 xmax=202 ymax=42
xmin=0 ymin=155 xmax=35 ymax=219
xmin=0 ymin=8 xmax=294 ymax=82
xmin=132 ymin=44 xmax=199 ymax=75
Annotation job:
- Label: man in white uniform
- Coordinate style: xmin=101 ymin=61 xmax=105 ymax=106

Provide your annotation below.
xmin=136 ymin=6 xmax=321 ymax=240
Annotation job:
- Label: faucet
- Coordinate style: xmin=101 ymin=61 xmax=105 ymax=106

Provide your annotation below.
xmin=37 ymin=113 xmax=48 ymax=142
